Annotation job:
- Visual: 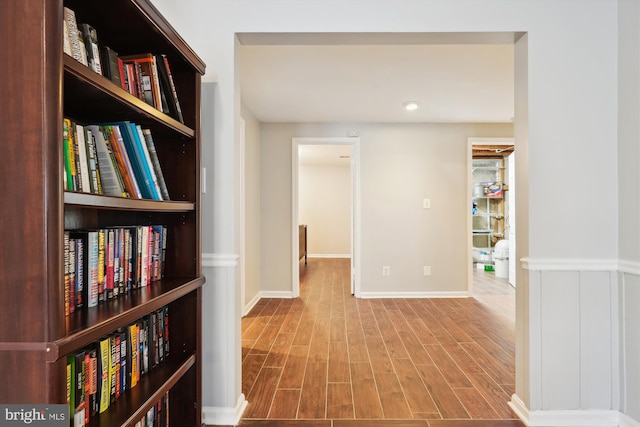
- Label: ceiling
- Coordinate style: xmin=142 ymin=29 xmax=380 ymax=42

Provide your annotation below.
xmin=239 ymin=32 xmax=516 ymax=124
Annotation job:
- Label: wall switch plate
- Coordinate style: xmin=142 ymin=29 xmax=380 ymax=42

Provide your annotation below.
xmin=423 ymin=198 xmax=431 ymax=209
xmin=423 ymin=266 xmax=431 ymax=276
xmin=382 ymin=266 xmax=390 ymax=276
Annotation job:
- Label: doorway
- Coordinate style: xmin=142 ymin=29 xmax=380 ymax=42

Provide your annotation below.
xmin=236 ymin=32 xmax=530 ymax=426
xmin=468 ymin=137 xmax=515 ymax=293
xmin=291 ymin=137 xmax=360 ymax=297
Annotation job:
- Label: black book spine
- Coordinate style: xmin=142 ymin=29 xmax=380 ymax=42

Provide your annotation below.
xmin=100 ymin=46 xmax=121 ymax=87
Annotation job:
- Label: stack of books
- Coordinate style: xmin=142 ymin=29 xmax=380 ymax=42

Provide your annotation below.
xmin=66 ymin=307 xmax=170 ymax=426
xmin=64 ymin=6 xmax=184 ymax=123
xmin=63 ymin=119 xmax=170 ymax=201
xmin=64 ymin=225 xmax=167 ymax=315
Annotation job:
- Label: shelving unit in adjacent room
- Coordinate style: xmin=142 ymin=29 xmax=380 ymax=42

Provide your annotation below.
xmin=472 ymin=158 xmax=506 ymax=266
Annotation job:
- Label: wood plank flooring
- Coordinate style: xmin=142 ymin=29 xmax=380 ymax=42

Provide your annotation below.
xmin=237 ymin=258 xmax=522 ymax=427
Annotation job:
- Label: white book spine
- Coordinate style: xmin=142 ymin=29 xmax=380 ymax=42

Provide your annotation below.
xmin=75 ymin=124 xmax=91 ymax=193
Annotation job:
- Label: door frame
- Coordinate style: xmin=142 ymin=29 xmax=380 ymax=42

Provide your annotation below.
xmin=291 ymin=137 xmax=361 ymax=297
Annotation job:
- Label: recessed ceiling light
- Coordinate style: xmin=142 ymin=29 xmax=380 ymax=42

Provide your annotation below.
xmin=403 ymin=101 xmax=420 ymax=111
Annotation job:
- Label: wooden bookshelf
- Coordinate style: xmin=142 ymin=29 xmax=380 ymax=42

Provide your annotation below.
xmin=0 ymin=1 xmax=205 ymax=426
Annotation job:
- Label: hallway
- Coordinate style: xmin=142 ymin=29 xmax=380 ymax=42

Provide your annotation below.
xmin=239 ymin=258 xmax=523 ymax=427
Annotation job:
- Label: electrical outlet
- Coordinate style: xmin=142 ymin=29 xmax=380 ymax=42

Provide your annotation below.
xmin=382 ymin=266 xmax=390 ymax=276
xmin=423 ymin=266 xmax=431 ymax=276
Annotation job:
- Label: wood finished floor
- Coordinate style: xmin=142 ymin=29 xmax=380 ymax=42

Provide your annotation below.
xmin=237 ymin=258 xmax=522 ymax=427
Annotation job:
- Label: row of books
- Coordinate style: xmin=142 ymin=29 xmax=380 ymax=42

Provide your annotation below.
xmin=136 ymin=392 xmax=169 ymax=427
xmin=66 ymin=307 xmax=170 ymax=426
xmin=64 ymin=225 xmax=167 ymax=315
xmin=63 ymin=7 xmax=184 ymax=123
xmin=63 ymin=118 xmax=170 ymax=201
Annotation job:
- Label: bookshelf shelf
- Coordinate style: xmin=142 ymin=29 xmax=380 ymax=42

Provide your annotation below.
xmin=64 ymin=55 xmax=195 ymax=138
xmin=0 ymin=0 xmax=205 ymax=426
xmin=87 ymin=354 xmax=196 ymax=427
xmin=50 ymin=277 xmax=204 ymax=359
xmin=64 ymin=192 xmax=196 ymax=211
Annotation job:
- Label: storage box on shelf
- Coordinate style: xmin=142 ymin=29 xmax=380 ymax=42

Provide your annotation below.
xmin=0 ymin=1 xmax=205 ymax=426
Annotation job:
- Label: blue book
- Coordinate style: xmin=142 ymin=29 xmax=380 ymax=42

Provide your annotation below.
xmin=126 ymin=122 xmax=160 ymax=200
xmin=113 ymin=122 xmax=157 ymax=200
xmin=134 ymin=125 xmax=163 ymax=200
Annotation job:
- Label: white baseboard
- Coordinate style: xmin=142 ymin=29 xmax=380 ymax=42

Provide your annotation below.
xmin=509 ymin=394 xmax=530 ymax=425
xmin=528 ymin=410 xmax=619 ymax=427
xmin=510 ymin=394 xmax=640 ymax=427
xmin=242 ymin=291 xmax=292 ymax=316
xmin=620 ymin=412 xmax=640 ymax=427
xmin=202 ymin=394 xmax=247 ymax=426
xmin=243 ymin=292 xmax=261 ymax=316
xmin=259 ymin=290 xmax=294 ymax=299
xmin=359 ymin=291 xmax=469 ymax=299
xmin=308 ymin=253 xmax=351 ymax=259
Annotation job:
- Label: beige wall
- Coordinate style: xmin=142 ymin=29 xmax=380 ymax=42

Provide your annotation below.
xmin=299 ymin=163 xmax=351 ymax=256
xmin=241 ymin=104 xmax=261 ymax=308
xmin=260 ymin=122 xmax=513 ymax=295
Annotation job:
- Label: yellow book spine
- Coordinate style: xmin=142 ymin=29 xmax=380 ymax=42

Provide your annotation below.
xmin=129 ymin=324 xmax=138 ymax=388
xmin=65 ymin=119 xmax=77 ymax=180
xmin=99 ymin=338 xmax=110 ymax=413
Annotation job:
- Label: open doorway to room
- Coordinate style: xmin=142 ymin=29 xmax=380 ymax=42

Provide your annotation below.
xmin=238 ymin=31 xmax=529 ymax=425
xmin=291 ymin=137 xmax=360 ymax=298
xmin=469 ymin=138 xmax=516 ymax=320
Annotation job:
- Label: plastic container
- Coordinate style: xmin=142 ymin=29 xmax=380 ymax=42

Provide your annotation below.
xmin=494 ymin=240 xmax=509 ymax=278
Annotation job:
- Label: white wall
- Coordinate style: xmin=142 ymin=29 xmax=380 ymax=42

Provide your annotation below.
xmin=299 ymin=163 xmax=351 ymax=257
xmin=149 ymin=1 xmax=624 ymax=425
xmin=618 ymin=0 xmax=640 ymax=266
xmin=618 ymin=0 xmax=640 ymax=422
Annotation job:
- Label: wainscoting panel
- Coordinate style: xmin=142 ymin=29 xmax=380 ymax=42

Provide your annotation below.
xmin=621 ymin=270 xmax=640 ymax=423
xmin=539 ymin=270 xmax=581 ymax=410
xmin=523 ymin=259 xmax=622 ymax=425
xmin=580 ymin=271 xmax=614 ymax=410
xmin=525 ymin=264 xmax=639 ymax=427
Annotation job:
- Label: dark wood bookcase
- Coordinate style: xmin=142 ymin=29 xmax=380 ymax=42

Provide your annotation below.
xmin=0 ymin=1 xmax=205 ymax=426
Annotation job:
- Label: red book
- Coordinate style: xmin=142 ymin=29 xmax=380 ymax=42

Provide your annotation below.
xmin=105 ymin=229 xmax=115 ymax=299
xmin=117 ymin=57 xmax=126 ymax=91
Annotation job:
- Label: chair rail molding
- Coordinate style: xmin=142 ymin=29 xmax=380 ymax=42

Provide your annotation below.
xmin=202 ymin=252 xmax=239 ymax=268
xmin=521 ymin=257 xmax=619 ymax=271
